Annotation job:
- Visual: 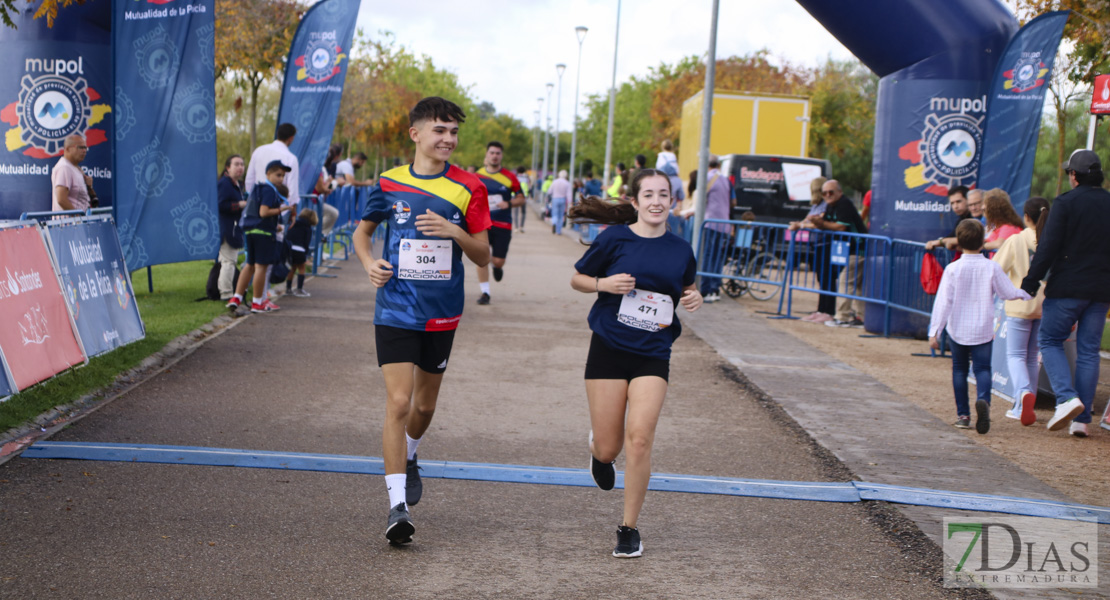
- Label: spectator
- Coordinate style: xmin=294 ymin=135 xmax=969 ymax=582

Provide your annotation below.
xmin=925 ymin=185 xmax=973 ymax=251
xmin=514 ymin=166 xmax=530 ymax=232
xmin=655 ymin=140 xmax=678 ymax=173
xmin=52 ymin=134 xmax=93 ymax=212
xmin=633 ymin=154 xmax=647 ymax=180
xmin=1021 ymin=149 xmax=1110 ymax=437
xmin=245 ymin=123 xmax=299 ymax=199
xmin=789 ymin=176 xmax=828 ymax=322
xmin=336 ymin=152 xmax=373 ymax=187
xmin=929 ymin=220 xmax=1031 ymax=434
xmin=660 ymin=162 xmax=686 ymax=238
xmin=549 ymin=170 xmax=571 ymax=235
xmin=227 ymin=159 xmax=296 ymax=313
xmin=992 ymin=196 xmax=1050 ymax=426
xmin=284 ymin=207 xmax=318 ymax=297
xmin=812 ymin=180 xmax=868 ymax=327
xmin=968 ymin=189 xmax=985 ymax=222
xmin=607 ymin=162 xmax=626 ymax=198
xmin=981 ymin=188 xmax=1024 ymax=251
xmin=216 ymin=154 xmax=246 ymax=300
xmin=699 ymin=157 xmax=733 ymax=303
xmin=582 ymin=170 xmax=603 ymax=198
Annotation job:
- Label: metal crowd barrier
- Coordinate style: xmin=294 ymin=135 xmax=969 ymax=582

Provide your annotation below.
xmin=697 ymin=219 xmax=795 ymax=314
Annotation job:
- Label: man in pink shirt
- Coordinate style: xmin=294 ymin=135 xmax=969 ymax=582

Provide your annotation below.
xmin=52 ymin=134 xmax=94 ymax=212
xmin=548 ymin=169 xmax=571 ymax=235
xmin=928 ymin=220 xmax=1031 ymax=434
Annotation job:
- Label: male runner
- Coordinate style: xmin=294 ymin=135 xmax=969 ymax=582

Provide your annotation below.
xmin=352 ymin=97 xmax=492 ymax=545
xmin=474 ymin=141 xmax=524 ymax=305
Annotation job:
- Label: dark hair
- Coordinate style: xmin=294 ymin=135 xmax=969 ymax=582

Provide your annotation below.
xmin=409 ymin=97 xmax=466 ymax=127
xmin=687 ymin=170 xmax=698 ymax=197
xmin=568 ymin=169 xmax=671 ymax=227
xmin=353 ymin=151 xmax=368 ymax=161
xmin=1024 ymin=196 xmax=1050 ymax=243
xmin=983 ymin=188 xmax=1024 ymax=230
xmin=516 ymin=165 xmax=526 ymax=173
xmin=947 ymin=185 xmax=969 ymax=199
xmin=220 ymin=154 xmax=241 ymax=178
xmin=486 ymin=141 xmax=503 ymax=151
xmin=634 ymin=154 xmax=646 ymax=167
xmin=1074 ymin=168 xmax=1105 ymax=187
xmin=276 ymin=123 xmax=297 ymax=142
xmin=708 ymin=156 xmax=721 ymax=169
xmin=955 ymin=219 xmax=984 ymax=251
xmin=584 ymin=170 xmax=593 ymax=178
xmin=616 ymin=162 xmax=626 ymax=171
xmin=325 ymin=143 xmax=343 ymax=165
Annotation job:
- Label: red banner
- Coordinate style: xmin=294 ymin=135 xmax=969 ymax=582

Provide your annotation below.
xmin=1093 ymin=74 xmax=1110 ymax=115
xmin=0 ymin=226 xmax=84 ymax=390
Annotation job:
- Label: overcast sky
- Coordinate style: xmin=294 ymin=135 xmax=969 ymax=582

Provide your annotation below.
xmin=353 ymin=0 xmax=856 ymax=127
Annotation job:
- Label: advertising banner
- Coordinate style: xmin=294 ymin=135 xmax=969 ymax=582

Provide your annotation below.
xmin=113 ymin=0 xmax=218 ymax=271
xmin=0 ymin=3 xmax=112 ymax=219
xmin=977 ymin=11 xmax=1070 ymax=209
xmin=44 ymin=216 xmax=145 ymax=357
xmin=276 ymin=0 xmax=361 ymax=199
xmin=0 ymin=225 xmax=85 ymax=391
xmin=1092 ymin=74 xmax=1110 ymax=115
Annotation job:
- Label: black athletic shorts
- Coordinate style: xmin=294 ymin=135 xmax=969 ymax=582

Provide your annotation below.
xmin=290 ymin=250 xmax=307 ymax=265
xmin=375 ymin=325 xmax=457 ymax=374
xmin=488 ymin=225 xmax=512 ymax=259
xmin=244 ymin=233 xmax=275 ymax=265
xmin=584 ymin=333 xmax=670 ymax=382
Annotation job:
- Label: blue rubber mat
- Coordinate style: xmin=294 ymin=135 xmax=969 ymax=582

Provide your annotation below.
xmin=22 ymin=441 xmax=1110 ymax=523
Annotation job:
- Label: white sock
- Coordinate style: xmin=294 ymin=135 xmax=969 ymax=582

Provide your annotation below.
xmin=480 ymin=282 xmax=490 ymax=295
xmin=251 ymin=296 xmax=263 ymax=306
xmin=232 ymin=294 xmax=242 ymax=301
xmin=385 ymin=473 xmax=407 ymax=509
xmin=406 ymin=433 xmax=421 ymax=461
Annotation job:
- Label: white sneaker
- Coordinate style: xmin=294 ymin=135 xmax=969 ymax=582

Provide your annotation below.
xmin=1004 ymin=405 xmax=1021 ymax=421
xmin=703 ymin=293 xmax=720 ymax=303
xmin=1046 ymin=398 xmax=1084 ymax=431
xmin=1069 ymin=422 xmax=1089 ymax=438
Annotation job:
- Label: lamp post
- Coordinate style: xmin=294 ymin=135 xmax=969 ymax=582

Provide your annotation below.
xmin=602 ymin=0 xmax=621 ymax=188
xmin=569 ymin=26 xmax=588 ymax=188
xmin=541 ymin=83 xmax=554 ymax=198
xmin=531 ymin=107 xmax=541 ymax=190
xmin=553 ymin=63 xmax=566 ymax=177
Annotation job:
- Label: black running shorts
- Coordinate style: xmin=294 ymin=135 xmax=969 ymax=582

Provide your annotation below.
xmin=584 ymin=333 xmax=670 ymax=382
xmin=375 ymin=325 xmax=456 ymax=374
xmin=488 ymin=225 xmax=512 ymax=259
xmin=244 ymin=233 xmax=275 ymax=266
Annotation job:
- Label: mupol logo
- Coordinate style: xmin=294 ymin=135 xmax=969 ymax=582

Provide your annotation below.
xmin=172 ymin=193 xmax=218 ymax=257
xmin=898 ymin=95 xmax=985 ymax=197
xmin=134 ymin=25 xmax=181 ymax=89
xmin=393 ymin=201 xmax=411 ymax=224
xmin=1003 ymin=53 xmax=1048 ymax=94
xmin=295 ymin=31 xmax=346 ymax=85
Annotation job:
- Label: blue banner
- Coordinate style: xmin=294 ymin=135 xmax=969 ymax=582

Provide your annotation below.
xmin=112 ymin=0 xmax=217 ymax=271
xmin=0 ymin=2 xmax=113 ymax=219
xmin=44 ymin=216 xmax=145 ymax=357
xmin=276 ymin=0 xmax=361 ymax=199
xmin=977 ymin=11 xmax=1069 ymax=210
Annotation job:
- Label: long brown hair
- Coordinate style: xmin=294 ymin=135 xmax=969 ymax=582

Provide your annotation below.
xmin=983 ymin=188 xmax=1024 ymax=230
xmin=1023 ymin=196 xmax=1050 ymax=243
xmin=568 ymin=169 xmax=671 ymax=225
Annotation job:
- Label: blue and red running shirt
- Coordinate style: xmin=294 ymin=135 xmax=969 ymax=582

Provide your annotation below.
xmin=361 ymin=163 xmax=492 ymax=331
xmin=476 ymin=167 xmax=521 ymax=229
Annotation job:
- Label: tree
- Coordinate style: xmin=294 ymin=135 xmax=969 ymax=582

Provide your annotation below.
xmin=0 ymin=0 xmax=84 ymax=29
xmin=215 ymin=0 xmax=303 ymax=150
xmin=1015 ymin=0 xmax=1109 ymax=84
xmin=805 ymin=59 xmax=879 ymax=195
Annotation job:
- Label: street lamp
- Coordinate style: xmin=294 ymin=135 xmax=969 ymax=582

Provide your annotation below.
xmin=603 ymin=0 xmax=622 ymax=188
xmin=553 ymin=63 xmax=566 ymax=177
xmin=569 ymin=26 xmax=588 ymax=190
xmin=541 ymin=83 xmax=554 ymax=198
xmin=531 ymin=107 xmax=541 ymax=190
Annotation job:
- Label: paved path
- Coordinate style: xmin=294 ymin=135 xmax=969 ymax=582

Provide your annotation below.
xmin=0 ymin=218 xmax=1098 ymax=598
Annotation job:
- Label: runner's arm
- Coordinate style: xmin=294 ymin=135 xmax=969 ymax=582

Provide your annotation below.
xmin=415 ymin=209 xmax=490 ymax=267
xmin=353 ymin=220 xmax=394 ymax=287
xmin=570 ymin=272 xmax=635 ymax=294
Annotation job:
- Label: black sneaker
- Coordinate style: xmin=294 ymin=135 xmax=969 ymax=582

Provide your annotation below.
xmin=477 ymin=292 xmax=490 ymax=305
xmin=589 ymin=432 xmax=616 ymax=491
xmin=612 ymin=525 xmax=643 ymax=558
xmin=406 ymin=455 xmax=422 ymax=506
xmin=386 ymin=502 xmax=414 ymax=545
xmin=975 ymin=399 xmax=991 ymax=434
xmin=493 ymin=266 xmax=504 ymax=282
xmin=954 ymin=416 xmax=971 ymax=429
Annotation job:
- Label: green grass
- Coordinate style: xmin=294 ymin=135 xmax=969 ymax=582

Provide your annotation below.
xmin=0 ymin=261 xmax=226 ymax=432
xmin=1104 ymin=319 xmax=1110 ymax=352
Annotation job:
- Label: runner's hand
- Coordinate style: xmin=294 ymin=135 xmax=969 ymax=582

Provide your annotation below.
xmin=497 ymin=201 xmax=510 ymax=210
xmin=928 ymin=336 xmax=940 ymax=350
xmin=415 ymin=209 xmax=460 ymax=239
xmin=680 ymin=289 xmax=702 ymax=312
xmin=602 ymin=273 xmax=635 ymax=295
xmin=368 ymin=258 xmax=393 ymax=287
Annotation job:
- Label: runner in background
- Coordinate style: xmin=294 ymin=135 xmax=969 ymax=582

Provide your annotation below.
xmin=567 ymin=168 xmax=702 ymax=558
xmin=352 ymin=97 xmax=492 ymax=546
xmin=475 ymin=141 xmax=524 ymax=305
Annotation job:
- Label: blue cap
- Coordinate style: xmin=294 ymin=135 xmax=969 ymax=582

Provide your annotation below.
xmin=266 ymin=159 xmax=291 ymax=173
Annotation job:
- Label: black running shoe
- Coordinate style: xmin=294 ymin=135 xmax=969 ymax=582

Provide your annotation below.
xmin=406 ymin=455 xmax=422 ymax=506
xmin=613 ymin=525 xmax=643 ymax=558
xmin=477 ymin=292 xmax=490 ymax=305
xmin=386 ymin=502 xmax=414 ymax=545
xmin=589 ymin=431 xmax=615 ymax=490
xmin=975 ymin=399 xmax=991 ymax=435
xmin=493 ymin=266 xmax=504 ymax=282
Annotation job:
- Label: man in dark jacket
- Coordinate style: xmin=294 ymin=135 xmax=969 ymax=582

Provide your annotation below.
xmin=1021 ymin=149 xmax=1110 ymax=437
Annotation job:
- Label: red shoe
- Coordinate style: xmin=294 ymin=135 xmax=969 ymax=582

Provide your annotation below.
xmin=250 ymin=302 xmax=268 ymax=313
xmin=226 ymin=297 xmax=241 ymax=310
xmin=263 ymin=299 xmax=281 ymax=311
xmin=1020 ymin=391 xmax=1036 ymax=426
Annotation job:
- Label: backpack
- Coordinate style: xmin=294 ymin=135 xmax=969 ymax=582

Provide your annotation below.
xmin=920 ymin=252 xmax=943 ymax=295
xmin=205 ymin=260 xmax=239 ymax=301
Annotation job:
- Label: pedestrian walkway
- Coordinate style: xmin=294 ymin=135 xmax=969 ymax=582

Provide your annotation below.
xmin=0 ymin=225 xmax=1104 ymax=598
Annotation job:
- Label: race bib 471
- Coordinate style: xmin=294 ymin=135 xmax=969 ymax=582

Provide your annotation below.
xmin=617 ymin=288 xmax=674 ymax=332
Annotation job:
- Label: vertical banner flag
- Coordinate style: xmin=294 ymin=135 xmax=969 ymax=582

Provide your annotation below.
xmin=1092 ymin=74 xmax=1110 ymax=115
xmin=276 ymin=0 xmax=361 ymax=199
xmin=0 ymin=224 xmax=86 ymax=392
xmin=113 ymin=0 xmax=217 ymax=271
xmin=0 ymin=3 xmax=112 ymax=219
xmin=977 ymin=11 xmax=1070 ymax=210
xmin=44 ymin=216 xmax=145 ymax=357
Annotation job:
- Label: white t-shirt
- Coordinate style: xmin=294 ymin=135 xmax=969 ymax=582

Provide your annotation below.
xmin=335 ymin=159 xmax=355 ymax=183
xmin=51 ymin=156 xmax=90 ymax=211
xmin=245 ymin=140 xmax=300 ymax=203
xmin=656 ymin=151 xmax=678 ymax=173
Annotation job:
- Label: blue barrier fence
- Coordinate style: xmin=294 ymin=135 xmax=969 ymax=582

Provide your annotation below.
xmin=695 ymin=219 xmax=963 ymax=337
